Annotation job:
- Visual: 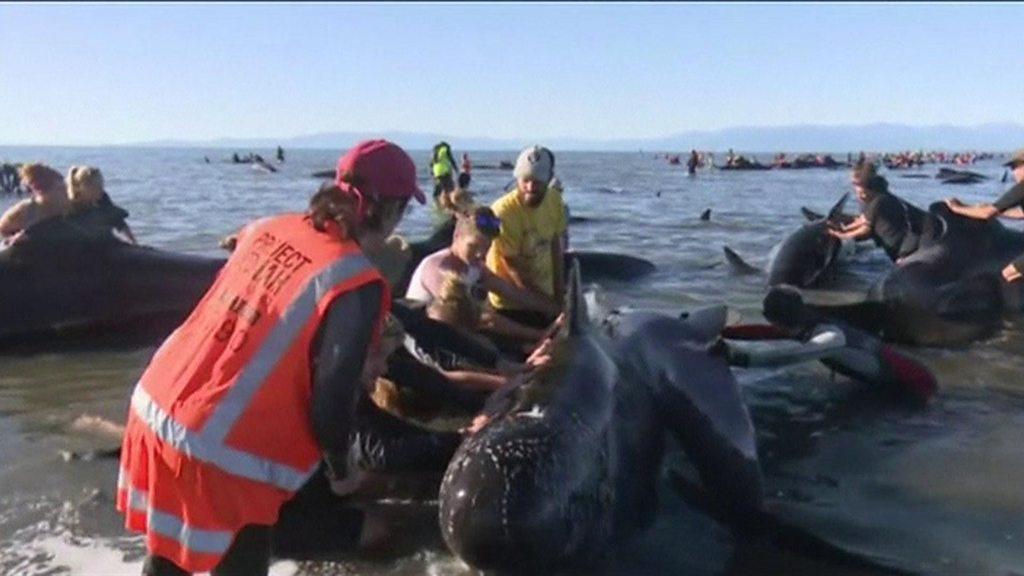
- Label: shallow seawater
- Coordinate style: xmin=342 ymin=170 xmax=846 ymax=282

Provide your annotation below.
xmin=0 ymin=147 xmax=1021 ymax=575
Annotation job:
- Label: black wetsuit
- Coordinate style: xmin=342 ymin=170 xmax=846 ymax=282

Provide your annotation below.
xmin=863 ymin=192 xmax=940 ymax=261
xmin=993 ymin=181 xmax=1024 ymax=214
xmin=994 ymin=181 xmax=1024 ymax=271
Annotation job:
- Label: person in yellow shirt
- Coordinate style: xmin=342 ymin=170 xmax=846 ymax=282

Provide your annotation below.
xmin=486 ymin=145 xmax=566 ymax=328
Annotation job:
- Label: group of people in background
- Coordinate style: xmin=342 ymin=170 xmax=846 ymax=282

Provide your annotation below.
xmin=659 ymin=149 xmax=999 ymax=173
xmin=0 ymin=163 xmax=135 ymax=245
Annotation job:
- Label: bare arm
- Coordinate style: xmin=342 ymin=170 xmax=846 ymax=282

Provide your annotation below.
xmin=1001 ymin=207 xmax=1024 ymax=219
xmin=0 ymin=202 xmax=29 ymax=237
xmin=828 ymin=220 xmax=872 ymax=241
xmin=499 ymin=252 xmax=548 ymax=295
xmin=441 ymin=370 xmax=507 ymax=392
xmin=480 ymin=268 xmax=561 ymax=316
xmin=839 ymin=214 xmax=867 ymax=231
xmin=478 ymin=309 xmax=547 ymax=342
xmin=945 ymin=199 xmax=998 ymax=220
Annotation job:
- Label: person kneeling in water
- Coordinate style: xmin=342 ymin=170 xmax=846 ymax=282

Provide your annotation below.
xmin=65 ymin=165 xmax=137 ymax=244
xmin=407 ymin=205 xmax=562 ymax=350
xmin=828 ymin=163 xmax=939 ymax=264
xmin=0 ymin=163 xmax=71 ymax=242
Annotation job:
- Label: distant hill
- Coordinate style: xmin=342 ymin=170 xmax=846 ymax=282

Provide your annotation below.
xmin=129 ymin=123 xmax=1024 ymax=152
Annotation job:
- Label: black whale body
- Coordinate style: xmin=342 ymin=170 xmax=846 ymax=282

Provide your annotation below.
xmin=800 ymin=202 xmax=1024 ymax=346
xmin=438 ymin=291 xmax=762 ymax=571
xmin=0 ymin=219 xmax=224 ymax=347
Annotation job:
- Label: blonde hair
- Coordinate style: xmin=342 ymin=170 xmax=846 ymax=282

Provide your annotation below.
xmin=66 ymin=165 xmax=105 ymax=205
xmin=438 ymin=187 xmax=474 ymax=216
xmin=427 ymin=273 xmax=480 ymax=330
xmin=18 ymin=163 xmax=64 ymax=195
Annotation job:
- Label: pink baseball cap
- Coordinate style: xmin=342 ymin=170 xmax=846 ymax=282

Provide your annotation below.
xmin=335 ymin=140 xmax=426 ymax=204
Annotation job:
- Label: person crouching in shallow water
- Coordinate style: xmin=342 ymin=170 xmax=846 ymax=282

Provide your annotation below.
xmin=828 ymin=162 xmax=939 ymax=264
xmin=116 ymin=139 xmax=425 ymax=576
xmin=65 ymin=165 xmax=138 ymax=244
xmin=0 ymin=163 xmax=70 ymax=242
xmin=944 ymin=148 xmax=1024 ymax=283
xmin=486 ymin=145 xmax=566 ymax=330
xmin=407 ymin=205 xmax=562 ymax=349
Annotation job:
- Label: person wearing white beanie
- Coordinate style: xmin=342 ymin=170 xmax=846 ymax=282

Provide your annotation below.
xmin=484 ymin=145 xmax=567 ymax=331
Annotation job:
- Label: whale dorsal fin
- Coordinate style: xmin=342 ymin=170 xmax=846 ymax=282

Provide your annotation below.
xmin=564 ymin=258 xmax=588 ymax=337
xmin=723 ymin=246 xmax=761 ymax=275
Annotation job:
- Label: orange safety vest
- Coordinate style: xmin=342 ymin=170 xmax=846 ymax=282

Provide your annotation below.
xmin=116 ymin=213 xmax=389 ymax=572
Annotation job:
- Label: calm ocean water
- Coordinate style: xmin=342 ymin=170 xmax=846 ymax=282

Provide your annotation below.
xmin=0 ymin=146 xmax=1021 ymax=575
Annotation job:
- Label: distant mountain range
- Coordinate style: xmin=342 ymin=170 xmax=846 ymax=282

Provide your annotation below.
xmin=129 ymin=123 xmax=1024 ymax=152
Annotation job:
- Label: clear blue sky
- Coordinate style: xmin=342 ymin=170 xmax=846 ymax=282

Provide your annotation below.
xmin=1 ymin=2 xmax=1021 ymax=145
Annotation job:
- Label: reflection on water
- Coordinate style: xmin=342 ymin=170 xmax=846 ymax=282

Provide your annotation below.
xmin=1 ymin=147 xmax=1022 ymax=574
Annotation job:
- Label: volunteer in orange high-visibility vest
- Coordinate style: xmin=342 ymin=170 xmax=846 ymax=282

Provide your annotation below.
xmin=116 ymin=140 xmax=425 ymax=576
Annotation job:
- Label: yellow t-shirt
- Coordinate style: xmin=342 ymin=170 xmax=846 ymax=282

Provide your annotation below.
xmin=486 ymin=186 xmax=568 ymax=310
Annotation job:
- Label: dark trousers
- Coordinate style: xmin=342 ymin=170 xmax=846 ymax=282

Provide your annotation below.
xmin=142 ymin=469 xmax=366 ymax=574
xmin=142 ymin=524 xmax=272 ymax=576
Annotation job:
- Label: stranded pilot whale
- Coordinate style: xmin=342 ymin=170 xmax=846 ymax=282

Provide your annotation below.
xmin=780 ymin=201 xmax=1024 ymax=346
xmin=0 ymin=218 xmax=224 ymax=349
xmin=437 ymin=266 xmax=913 ymax=573
xmin=438 ymin=267 xmax=761 ymax=571
xmin=724 ymin=194 xmax=855 ymax=287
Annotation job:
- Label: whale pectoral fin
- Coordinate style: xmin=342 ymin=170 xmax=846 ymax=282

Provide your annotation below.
xmin=651 ymin=361 xmax=763 ymax=518
xmin=679 ymin=305 xmax=728 ymax=343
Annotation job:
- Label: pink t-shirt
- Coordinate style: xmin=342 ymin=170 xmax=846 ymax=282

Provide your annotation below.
xmin=405 ymin=248 xmax=483 ymax=304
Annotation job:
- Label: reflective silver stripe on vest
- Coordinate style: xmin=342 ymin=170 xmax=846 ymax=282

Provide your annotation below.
xmin=132 ymin=386 xmax=317 ymax=491
xmin=131 ymin=252 xmax=376 ymax=492
xmin=203 ymin=254 xmax=374 ymax=443
xmin=119 ymin=468 xmax=234 ymax=555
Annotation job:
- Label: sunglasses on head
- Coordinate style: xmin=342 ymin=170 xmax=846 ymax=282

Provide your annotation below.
xmin=475 ymin=213 xmax=502 ymax=234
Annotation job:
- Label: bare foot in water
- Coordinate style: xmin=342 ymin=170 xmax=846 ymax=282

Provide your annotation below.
xmin=70 ymin=414 xmax=125 ymax=441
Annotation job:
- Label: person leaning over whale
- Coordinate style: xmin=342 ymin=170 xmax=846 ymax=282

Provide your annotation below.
xmin=486 ymin=145 xmax=566 ymax=329
xmin=65 ymin=165 xmax=138 ymax=244
xmin=828 ymin=163 xmax=940 ymax=264
xmin=407 ymin=205 xmax=562 ymax=347
xmin=115 ymin=139 xmax=426 ymax=576
xmin=944 ymin=148 xmax=1024 ymax=283
xmin=0 ymin=163 xmax=70 ymax=242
